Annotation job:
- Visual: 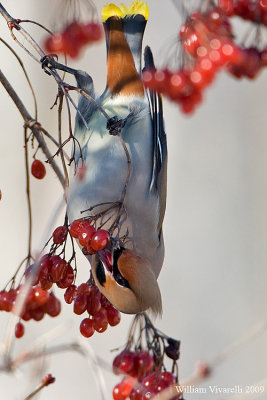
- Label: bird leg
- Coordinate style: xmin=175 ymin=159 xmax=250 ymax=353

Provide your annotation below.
xmin=40 ymin=55 xmax=94 ymax=95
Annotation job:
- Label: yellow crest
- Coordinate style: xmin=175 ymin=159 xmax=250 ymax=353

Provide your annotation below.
xmin=101 ymin=1 xmax=149 ymax=22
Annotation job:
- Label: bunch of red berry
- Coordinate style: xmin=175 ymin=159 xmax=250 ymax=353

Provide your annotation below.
xmin=0 ymin=284 xmax=61 ymax=338
xmin=143 ymin=2 xmax=267 ymax=113
xmin=69 ymin=218 xmax=110 ymax=254
xmin=44 ymin=20 xmax=103 ymax=58
xmin=25 ymin=253 xmax=74 ymax=290
xmin=64 ymin=281 xmax=120 ymax=337
xmin=219 ymin=0 xmax=267 ymax=23
xmin=143 ymin=7 xmax=240 ymax=113
xmin=113 ymin=349 xmax=155 ymax=381
xmin=29 ymin=220 xmax=118 ymax=337
xmin=112 ymin=349 xmax=179 ymax=400
xmin=112 ymin=313 xmax=181 ymax=400
xmin=129 ymin=371 xmax=179 ymax=400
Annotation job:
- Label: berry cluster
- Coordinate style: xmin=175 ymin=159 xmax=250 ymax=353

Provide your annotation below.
xmin=113 ymin=350 xmax=155 ymax=381
xmin=227 ymin=45 xmax=267 ymax=78
xmin=69 ymin=218 xmax=110 ymax=254
xmin=64 ymin=282 xmax=120 ymax=338
xmin=219 ymin=0 xmax=267 ymax=24
xmin=143 ymin=7 xmax=240 ymax=113
xmin=113 ymin=349 xmax=179 ymax=400
xmin=129 ymin=371 xmax=178 ymax=400
xmin=112 ymin=314 xmax=181 ymax=400
xmin=25 ymin=254 xmax=75 ymax=290
xmin=0 ymin=284 xmax=61 ymax=338
xmin=2 ymin=212 xmax=118 ymax=340
xmin=31 ymin=159 xmax=46 ymax=180
xmin=143 ymin=2 xmax=267 ymax=113
xmin=44 ymin=21 xmax=103 ymax=58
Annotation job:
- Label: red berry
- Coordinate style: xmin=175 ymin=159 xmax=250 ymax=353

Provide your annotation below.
xmin=38 ymin=254 xmax=52 ymax=282
xmin=92 ymin=308 xmax=108 ymax=332
xmin=31 ymin=160 xmax=46 ymax=179
xmin=129 ymin=384 xmax=144 ymax=400
xmin=106 ymin=305 xmax=121 ymax=326
xmin=87 ymin=294 xmax=101 ymax=316
xmin=142 ymin=70 xmax=157 ymax=90
xmin=30 ymin=307 xmax=45 ymax=321
xmin=53 ymin=225 xmax=68 ymax=244
xmin=160 ymin=371 xmax=176 ymax=386
xmin=39 ymin=278 xmax=53 ymax=291
xmin=33 ymin=286 xmax=50 ymax=306
xmin=64 ymin=285 xmax=77 ymax=304
xmin=182 ymin=29 xmax=201 ymax=57
xmin=78 ymin=221 xmax=96 ymax=247
xmin=83 ymin=22 xmax=103 ymax=42
xmin=167 ymin=72 xmax=188 ymax=100
xmin=90 ymin=230 xmax=110 ymax=251
xmin=15 ymin=322 xmax=25 ymax=338
xmin=50 ymin=258 xmax=67 ymax=282
xmin=73 ymin=294 xmax=88 ymax=315
xmin=218 ymin=0 xmax=234 ymax=15
xmin=0 ymin=291 xmax=8 ymax=311
xmin=80 ymin=318 xmax=95 ymax=337
xmin=69 ymin=219 xmax=83 ymax=238
xmin=120 ymin=377 xmax=138 ymax=398
xmin=21 ymin=311 xmax=31 ymax=321
xmin=113 ymin=350 xmax=136 ymax=375
xmin=44 ymin=33 xmax=64 ymax=53
xmin=43 ymin=293 xmax=61 ymax=317
xmin=56 ymin=265 xmax=74 ymax=288
xmin=113 ymin=383 xmax=125 ymax=400
xmin=135 ymin=351 xmax=154 ymax=380
xmin=77 ymin=283 xmax=91 ymax=295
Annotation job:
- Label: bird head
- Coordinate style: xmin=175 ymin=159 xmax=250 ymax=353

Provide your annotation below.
xmin=91 ymin=245 xmax=162 ymax=316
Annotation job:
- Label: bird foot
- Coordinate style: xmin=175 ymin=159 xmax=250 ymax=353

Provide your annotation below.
xmin=106 ymin=116 xmax=126 ymax=136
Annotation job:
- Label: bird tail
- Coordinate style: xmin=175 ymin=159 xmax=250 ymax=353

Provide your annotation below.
xmin=101 ymin=1 xmax=149 ymax=95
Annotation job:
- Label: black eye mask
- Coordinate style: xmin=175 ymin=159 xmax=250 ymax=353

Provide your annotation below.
xmin=112 ymin=248 xmax=131 ymax=289
xmin=96 ymin=260 xmax=106 ymax=286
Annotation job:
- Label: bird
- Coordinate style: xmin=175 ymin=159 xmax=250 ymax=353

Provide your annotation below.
xmin=65 ymin=1 xmax=167 ymax=316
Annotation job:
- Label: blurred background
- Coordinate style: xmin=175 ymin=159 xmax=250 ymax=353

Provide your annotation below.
xmin=0 ymin=0 xmax=266 ymax=399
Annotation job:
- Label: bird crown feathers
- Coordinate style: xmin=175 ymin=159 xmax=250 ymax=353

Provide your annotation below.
xmin=102 ymin=1 xmax=149 ymax=22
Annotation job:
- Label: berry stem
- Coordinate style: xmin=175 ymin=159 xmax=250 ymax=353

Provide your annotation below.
xmin=24 ymin=126 xmax=33 ymax=262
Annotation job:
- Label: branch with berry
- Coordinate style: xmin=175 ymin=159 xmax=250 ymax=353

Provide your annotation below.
xmin=143 ymin=0 xmax=267 ymax=114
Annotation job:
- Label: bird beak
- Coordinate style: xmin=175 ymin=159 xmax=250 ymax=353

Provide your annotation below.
xmin=98 ymin=248 xmax=112 ymax=273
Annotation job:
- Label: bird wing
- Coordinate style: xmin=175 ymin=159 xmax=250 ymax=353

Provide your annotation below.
xmin=144 ymin=46 xmax=167 ymax=232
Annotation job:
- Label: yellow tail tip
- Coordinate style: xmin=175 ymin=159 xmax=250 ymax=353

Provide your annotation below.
xmin=101 ymin=4 xmax=125 ymax=22
xmin=101 ymin=1 xmax=149 ymax=22
xmin=127 ymin=1 xmax=149 ymax=20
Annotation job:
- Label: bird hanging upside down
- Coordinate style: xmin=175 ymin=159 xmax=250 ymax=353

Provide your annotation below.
xmin=65 ymin=1 xmax=167 ymax=316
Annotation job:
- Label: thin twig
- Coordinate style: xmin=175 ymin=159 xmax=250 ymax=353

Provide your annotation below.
xmin=58 ymin=93 xmax=69 ymax=186
xmin=0 ymin=69 xmax=65 ymax=188
xmin=24 ymin=374 xmax=55 ymax=400
xmin=0 ymin=37 xmax=38 ymax=120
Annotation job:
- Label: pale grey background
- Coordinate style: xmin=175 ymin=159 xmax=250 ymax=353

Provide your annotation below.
xmin=0 ymin=1 xmax=266 ymax=399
